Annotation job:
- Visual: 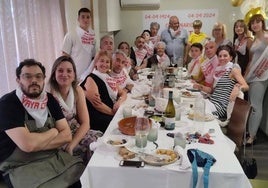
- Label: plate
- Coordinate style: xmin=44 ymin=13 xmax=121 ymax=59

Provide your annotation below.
xmin=181 ymin=91 xmax=197 ymax=98
xmin=103 ymin=135 xmax=129 ymax=148
xmin=118 ymin=116 xmax=152 ymax=136
xmin=140 ymin=149 xmax=179 ymax=166
xmin=188 ymin=113 xmax=215 ymax=121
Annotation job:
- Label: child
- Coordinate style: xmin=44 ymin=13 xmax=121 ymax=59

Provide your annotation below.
xmin=188 ymin=43 xmax=204 ymax=83
xmin=141 ymin=30 xmax=154 ymax=57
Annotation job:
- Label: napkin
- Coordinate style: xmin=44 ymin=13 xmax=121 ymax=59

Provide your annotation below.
xmin=174 ymin=146 xmax=191 ymax=170
xmin=131 ymin=84 xmax=150 ymax=98
xmin=89 ymin=137 xmax=103 ymax=151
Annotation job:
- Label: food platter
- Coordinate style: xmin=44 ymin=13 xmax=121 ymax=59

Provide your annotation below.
xmin=181 ymin=91 xmax=198 ymax=98
xmin=140 ymin=149 xmax=179 ymax=166
xmin=188 ymin=113 xmax=215 ymax=121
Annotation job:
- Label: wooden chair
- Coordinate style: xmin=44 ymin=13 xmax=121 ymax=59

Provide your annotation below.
xmin=226 ymin=98 xmax=252 ymax=157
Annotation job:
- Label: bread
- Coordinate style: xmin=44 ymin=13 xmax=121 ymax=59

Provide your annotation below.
xmin=119 ymin=146 xmax=136 ymax=160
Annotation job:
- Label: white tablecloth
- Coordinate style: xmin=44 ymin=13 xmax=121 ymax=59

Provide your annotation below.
xmin=80 ymin=90 xmax=252 ymax=188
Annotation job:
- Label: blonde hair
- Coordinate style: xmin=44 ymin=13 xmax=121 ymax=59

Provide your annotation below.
xmin=212 ymin=22 xmax=227 ymax=39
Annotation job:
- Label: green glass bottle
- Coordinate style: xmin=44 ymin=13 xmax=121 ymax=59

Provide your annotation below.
xmin=164 ymin=91 xmax=175 ymax=130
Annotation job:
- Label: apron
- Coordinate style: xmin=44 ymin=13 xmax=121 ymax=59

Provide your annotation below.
xmin=0 ymin=110 xmax=85 ymax=188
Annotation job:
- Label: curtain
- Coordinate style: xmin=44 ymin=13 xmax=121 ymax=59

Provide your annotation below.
xmin=0 ymin=0 xmax=65 ymax=97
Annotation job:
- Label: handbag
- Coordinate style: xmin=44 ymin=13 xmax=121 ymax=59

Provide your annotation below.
xmin=187 ymin=149 xmax=216 ymax=188
xmin=240 ymin=132 xmax=257 ymax=179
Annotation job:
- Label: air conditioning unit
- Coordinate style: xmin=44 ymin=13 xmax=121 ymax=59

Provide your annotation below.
xmin=120 ymin=0 xmax=160 ymax=9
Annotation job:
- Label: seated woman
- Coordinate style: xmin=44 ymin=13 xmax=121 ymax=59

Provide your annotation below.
xmin=80 ymin=51 xmax=127 ymax=133
xmin=144 ymin=41 xmax=170 ymax=71
xmin=49 ymin=56 xmax=103 ymax=164
xmin=118 ymin=41 xmax=138 ymax=80
xmin=187 ymin=42 xmax=204 ymax=83
xmin=194 ymin=45 xmax=249 ymax=119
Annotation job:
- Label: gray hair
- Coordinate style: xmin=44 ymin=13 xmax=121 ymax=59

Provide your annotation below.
xmin=150 ymin=22 xmax=160 ymax=30
xmin=155 ymin=41 xmax=166 ymax=49
xmin=112 ymin=49 xmax=127 ymax=60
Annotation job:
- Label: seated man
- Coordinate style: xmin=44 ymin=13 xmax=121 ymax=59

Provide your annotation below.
xmin=109 ymin=50 xmax=134 ymax=93
xmin=130 ymin=36 xmax=148 ymax=71
xmin=0 ymin=59 xmax=84 ymax=188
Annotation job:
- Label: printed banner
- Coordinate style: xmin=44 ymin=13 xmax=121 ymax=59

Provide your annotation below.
xmin=143 ymin=9 xmax=219 ymax=38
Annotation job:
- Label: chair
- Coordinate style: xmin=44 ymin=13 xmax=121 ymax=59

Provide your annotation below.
xmin=226 ymin=98 xmax=252 ymax=155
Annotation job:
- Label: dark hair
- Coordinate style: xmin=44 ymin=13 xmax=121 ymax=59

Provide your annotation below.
xmin=78 ymin=8 xmax=91 ymax=16
xmin=118 ymin=41 xmax=130 ymax=55
xmin=233 ymin=19 xmax=250 ymax=44
xmin=191 ymin=43 xmax=203 ymax=51
xmin=141 ymin=30 xmax=151 ymax=37
xmin=216 ymin=45 xmax=236 ymax=61
xmin=16 ymin=59 xmax=45 ymax=79
xmin=49 ymin=56 xmax=78 ymax=93
xmin=248 ymin=14 xmax=267 ymax=35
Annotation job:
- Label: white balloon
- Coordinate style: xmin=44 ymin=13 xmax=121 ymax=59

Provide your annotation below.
xmin=240 ymin=0 xmax=266 ymax=15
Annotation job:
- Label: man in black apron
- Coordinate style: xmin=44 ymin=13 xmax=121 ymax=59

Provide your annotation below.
xmin=0 ymin=59 xmax=84 ymax=188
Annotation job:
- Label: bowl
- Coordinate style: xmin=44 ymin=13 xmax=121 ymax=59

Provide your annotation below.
xmin=118 ymin=116 xmax=152 ymax=136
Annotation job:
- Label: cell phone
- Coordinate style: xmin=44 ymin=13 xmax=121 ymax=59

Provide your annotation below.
xmin=119 ymin=160 xmax=145 ymax=168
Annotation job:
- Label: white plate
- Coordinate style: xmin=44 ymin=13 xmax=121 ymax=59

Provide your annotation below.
xmin=140 ymin=149 xmax=179 ymax=166
xmin=103 ymin=135 xmax=129 ymax=148
xmin=188 ymin=113 xmax=215 ymax=121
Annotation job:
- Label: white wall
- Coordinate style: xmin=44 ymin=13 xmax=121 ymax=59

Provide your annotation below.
xmin=64 ymin=0 xmax=245 ymax=49
xmin=114 ymin=0 xmax=243 ymax=47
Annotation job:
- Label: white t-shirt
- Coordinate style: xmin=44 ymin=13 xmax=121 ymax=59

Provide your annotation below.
xmin=62 ymin=26 xmax=96 ymax=81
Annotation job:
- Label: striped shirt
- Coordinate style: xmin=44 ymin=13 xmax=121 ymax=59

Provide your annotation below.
xmin=209 ymin=69 xmax=237 ymax=118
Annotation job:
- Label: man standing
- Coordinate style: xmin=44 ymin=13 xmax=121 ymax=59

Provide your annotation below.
xmin=0 ymin=59 xmax=84 ymax=188
xmin=62 ymin=8 xmax=96 ymax=81
xmin=109 ymin=50 xmax=134 ymax=93
xmin=161 ymin=16 xmax=188 ymax=66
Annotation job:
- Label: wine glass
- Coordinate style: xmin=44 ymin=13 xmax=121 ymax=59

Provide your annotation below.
xmin=135 ymin=117 xmax=150 ymax=153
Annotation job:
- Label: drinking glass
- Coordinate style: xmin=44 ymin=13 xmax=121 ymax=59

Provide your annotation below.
xmin=135 ymin=117 xmax=150 ymax=151
xmin=147 ymin=123 xmax=158 ymax=142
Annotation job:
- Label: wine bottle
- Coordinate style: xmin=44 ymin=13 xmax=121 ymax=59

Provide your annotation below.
xmin=164 ymin=91 xmax=176 ymax=130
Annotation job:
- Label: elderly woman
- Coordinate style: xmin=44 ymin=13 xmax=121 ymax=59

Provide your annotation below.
xmin=49 ymin=56 xmax=103 ymax=163
xmin=149 ymin=22 xmax=161 ymax=45
xmin=80 ymin=51 xmax=127 ymax=133
xmin=212 ymin=22 xmax=232 ymax=48
xmin=144 ymin=41 xmax=170 ymax=70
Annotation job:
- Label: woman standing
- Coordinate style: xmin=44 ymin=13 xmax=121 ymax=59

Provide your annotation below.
xmin=212 ymin=22 xmax=232 ymax=48
xmin=245 ymin=14 xmax=268 ymax=145
xmin=49 ymin=56 xmax=102 ymax=164
xmin=233 ymin=19 xmax=253 ymax=75
xmin=80 ymin=51 xmax=127 ymax=133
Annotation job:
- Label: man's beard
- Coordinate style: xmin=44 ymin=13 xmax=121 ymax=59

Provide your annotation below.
xmin=21 ymin=84 xmax=44 ymax=98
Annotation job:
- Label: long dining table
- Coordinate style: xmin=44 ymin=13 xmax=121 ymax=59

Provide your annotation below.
xmin=80 ymin=70 xmax=252 ymax=188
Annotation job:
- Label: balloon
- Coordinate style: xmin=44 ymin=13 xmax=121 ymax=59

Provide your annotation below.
xmin=240 ymin=0 xmax=266 ymax=15
xmin=231 ymin=0 xmax=244 ymax=7
xmin=244 ymin=7 xmax=267 ymax=24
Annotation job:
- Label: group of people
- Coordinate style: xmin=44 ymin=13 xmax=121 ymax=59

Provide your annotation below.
xmin=0 ymin=6 xmax=267 ymax=188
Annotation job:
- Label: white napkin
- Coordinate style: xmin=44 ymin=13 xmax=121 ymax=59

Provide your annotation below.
xmin=174 ymin=146 xmax=191 ymax=170
xmin=89 ymin=137 xmax=103 ymax=151
xmin=131 ymin=84 xmax=150 ymax=98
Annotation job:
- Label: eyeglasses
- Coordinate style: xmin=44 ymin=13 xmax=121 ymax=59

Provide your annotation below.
xmin=20 ymin=73 xmax=45 ymax=81
xmin=170 ymin=22 xmax=179 ymax=26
